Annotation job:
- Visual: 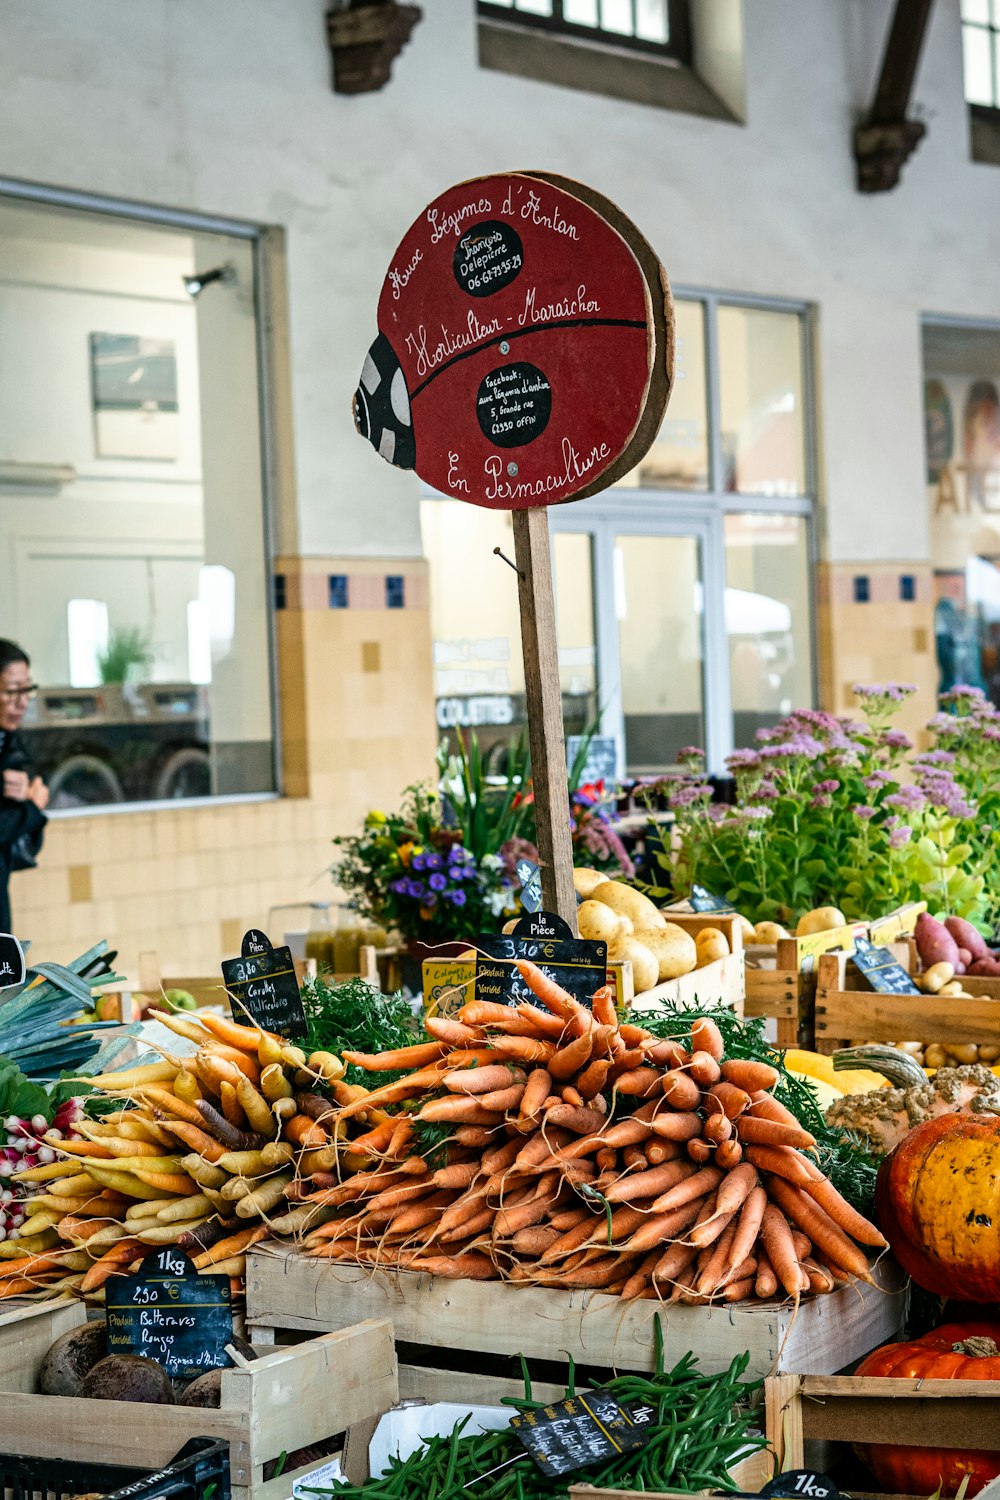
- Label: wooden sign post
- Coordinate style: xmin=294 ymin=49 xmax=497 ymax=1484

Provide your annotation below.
xmin=355 ymin=171 xmax=674 ymax=929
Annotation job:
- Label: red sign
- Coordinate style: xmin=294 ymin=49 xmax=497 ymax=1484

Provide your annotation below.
xmin=355 ymin=172 xmax=672 ymax=509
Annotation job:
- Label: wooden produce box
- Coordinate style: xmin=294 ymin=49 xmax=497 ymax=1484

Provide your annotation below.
xmin=569 ymin=1449 xmax=774 ymax=1499
xmin=631 ymin=912 xmax=745 ymax=1016
xmin=743 ymin=924 xmax=870 ymax=1050
xmin=765 ymin=1370 xmax=1000 ymax=1485
xmin=422 ymin=954 xmax=636 ymax=1015
xmin=246 ymin=1244 xmax=905 ymax=1405
xmin=815 ymin=949 xmax=1000 ymax=1055
xmin=0 ymin=1298 xmax=398 ymax=1500
xmin=0 ymin=1297 xmax=85 ymax=1393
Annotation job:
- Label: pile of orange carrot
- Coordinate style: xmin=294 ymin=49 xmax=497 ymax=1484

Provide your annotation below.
xmin=293 ymin=961 xmax=887 ymax=1303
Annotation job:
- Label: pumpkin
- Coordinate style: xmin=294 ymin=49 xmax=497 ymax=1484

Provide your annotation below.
xmin=876 ymin=1112 xmax=1000 ymax=1300
xmin=854 ymin=1322 xmax=1000 ymax=1496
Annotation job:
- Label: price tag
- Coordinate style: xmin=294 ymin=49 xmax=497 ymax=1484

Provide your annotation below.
xmin=476 ymin=932 xmax=606 ymax=1010
xmin=690 ymin=884 xmax=735 ymax=913
xmin=510 ymin=1388 xmax=653 ymax=1477
xmin=760 ymin=1469 xmax=840 ymax=1500
xmin=106 ymin=1246 xmax=233 ymax=1381
xmin=516 ymin=858 xmax=543 ymax=915
xmin=851 ymin=935 xmax=921 ymax=995
xmin=222 ymin=929 xmax=306 ymax=1037
xmin=513 ymin=908 xmax=574 ymax=941
xmin=0 ymin=932 xmax=25 ymax=991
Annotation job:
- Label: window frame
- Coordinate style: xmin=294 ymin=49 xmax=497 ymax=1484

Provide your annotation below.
xmin=961 ymin=5 xmax=1000 ymax=111
xmin=477 ymin=0 xmax=692 ymax=65
xmin=421 ymin=289 xmax=818 ymax=778
xmin=0 ymin=175 xmax=283 ymax=818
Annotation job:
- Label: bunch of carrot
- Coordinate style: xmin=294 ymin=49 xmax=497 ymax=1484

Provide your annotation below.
xmin=1 ymin=1009 xmax=362 ymax=1301
xmin=295 ymin=960 xmax=887 ymax=1303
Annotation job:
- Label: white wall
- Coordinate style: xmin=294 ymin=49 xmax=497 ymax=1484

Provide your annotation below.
xmin=1 ymin=0 xmax=998 ymax=564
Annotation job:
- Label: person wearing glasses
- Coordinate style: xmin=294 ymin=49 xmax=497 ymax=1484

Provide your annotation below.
xmin=0 ymin=640 xmax=48 ymax=936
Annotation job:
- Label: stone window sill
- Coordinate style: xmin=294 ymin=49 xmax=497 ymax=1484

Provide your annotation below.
xmin=477 ymin=18 xmax=740 ymax=122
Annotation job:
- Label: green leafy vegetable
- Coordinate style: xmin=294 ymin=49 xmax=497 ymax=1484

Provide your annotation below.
xmin=301 ymin=975 xmax=424 ymax=1088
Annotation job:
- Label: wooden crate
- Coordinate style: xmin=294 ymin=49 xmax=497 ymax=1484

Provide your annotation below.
xmin=0 ymin=1298 xmax=397 ymax=1500
xmin=815 ymin=949 xmax=1000 ymax=1054
xmin=568 ymin=1449 xmax=774 ymax=1498
xmin=246 ymin=1244 xmax=905 ymax=1404
xmin=0 ymin=1297 xmax=85 ymax=1393
xmin=630 ymin=912 xmax=745 ymax=1015
xmin=745 ymin=940 xmax=802 ymax=1048
xmin=765 ymin=1370 xmax=1000 ymax=1484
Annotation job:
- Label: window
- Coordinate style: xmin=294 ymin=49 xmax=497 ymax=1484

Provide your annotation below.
xmin=961 ymin=0 xmax=1000 ymax=108
xmin=0 ymin=190 xmax=277 ymax=810
xmin=923 ymin=318 xmax=1000 ymax=703
xmin=478 ymin=0 xmax=691 ymax=63
xmin=476 ymin=0 xmax=746 ymax=121
xmin=421 ymin=293 xmax=815 ymax=776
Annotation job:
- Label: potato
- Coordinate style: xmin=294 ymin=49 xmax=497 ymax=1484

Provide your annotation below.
xmin=573 ymin=867 xmax=607 ymax=899
xmin=634 ymin=923 xmax=698 ymax=982
xmin=734 ymin=914 xmax=756 ymax=946
xmin=897 ymin=1041 xmax=924 ymax=1059
xmin=754 ymin=921 xmax=791 ymax=945
xmin=608 ymin=935 xmax=659 ymax=994
xmin=938 ymin=979 xmax=964 ymax=997
xmin=922 ymin=961 xmax=955 ymax=994
xmin=924 ymin=1043 xmax=948 ymax=1070
xmin=591 ymin=880 xmax=667 ymax=932
xmin=945 ymin=1042 xmax=980 ymax=1065
xmin=695 ymin=928 xmax=730 ymax=966
xmin=979 ymin=1044 xmax=1000 ymax=1062
xmin=578 ymin=899 xmax=626 ymax=944
xmin=796 ymin=906 xmax=846 ymax=936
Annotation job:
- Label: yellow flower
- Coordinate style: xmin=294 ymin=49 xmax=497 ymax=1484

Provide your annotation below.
xmin=365 ymin=810 xmax=387 ymax=826
xmin=399 ymin=841 xmax=414 ymax=866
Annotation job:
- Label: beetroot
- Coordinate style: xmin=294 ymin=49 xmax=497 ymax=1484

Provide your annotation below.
xmin=945 ymin=916 xmax=990 ymax=962
xmin=915 ymin=912 xmax=961 ymax=971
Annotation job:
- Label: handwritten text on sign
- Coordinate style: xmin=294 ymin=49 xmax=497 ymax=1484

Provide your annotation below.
xmin=359 ymin=174 xmax=653 ymax=509
xmin=222 ymin=928 xmax=306 ymax=1037
xmin=106 ymin=1246 xmax=232 ymax=1380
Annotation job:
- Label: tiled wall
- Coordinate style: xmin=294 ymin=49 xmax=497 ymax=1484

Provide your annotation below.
xmin=815 ymin=562 xmax=938 ymax=745
xmin=11 ymin=556 xmax=437 ymax=979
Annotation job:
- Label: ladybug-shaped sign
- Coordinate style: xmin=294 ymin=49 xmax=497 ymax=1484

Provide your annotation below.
xmin=355 ymin=172 xmax=674 ymax=509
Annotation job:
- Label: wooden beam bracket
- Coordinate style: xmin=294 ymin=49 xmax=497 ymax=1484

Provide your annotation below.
xmin=326 ymin=2 xmax=422 ymax=95
xmin=854 ymin=0 xmax=933 ymax=193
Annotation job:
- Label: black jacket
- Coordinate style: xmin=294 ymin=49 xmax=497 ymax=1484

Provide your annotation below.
xmin=0 ymin=730 xmax=47 ymax=935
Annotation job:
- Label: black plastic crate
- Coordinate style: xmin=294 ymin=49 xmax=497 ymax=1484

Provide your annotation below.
xmin=0 ymin=1437 xmax=230 ymax=1500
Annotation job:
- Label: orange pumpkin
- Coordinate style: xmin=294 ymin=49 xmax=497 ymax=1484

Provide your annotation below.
xmin=855 ymin=1323 xmax=1000 ymax=1496
xmin=876 ymin=1112 xmax=1000 ymax=1300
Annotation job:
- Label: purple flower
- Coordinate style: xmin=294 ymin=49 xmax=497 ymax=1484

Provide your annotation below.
xmin=852 ymin=804 xmax=878 ymax=821
xmin=914 ymin=750 xmax=956 ymax=766
xmin=677 ymin=745 xmax=705 ymax=761
xmin=668 ymin=783 xmax=712 ymax=809
xmin=862 ymin=770 xmax=893 ymax=790
xmin=428 ymin=872 xmax=447 ymax=892
xmin=449 ymin=889 xmax=467 ymax=906
xmin=813 ymin=779 xmax=841 ymax=796
xmin=810 ymin=792 xmax=832 ymax=809
xmin=425 ymin=852 xmax=443 ymax=870
xmin=888 ymin=825 xmax=912 ymax=849
xmin=411 ymin=853 xmax=427 ymax=871
xmin=940 ymin=684 xmax=986 ymax=703
xmin=917 ymin=768 xmax=977 ymax=818
xmin=984 ymin=726 xmax=1000 ymax=743
xmin=727 ymin=748 xmax=762 ymax=770
xmin=756 ymin=779 xmax=779 ymax=801
xmin=390 ymin=877 xmax=409 ymax=894
xmin=405 ymin=878 xmax=426 ymax=899
xmin=757 ymin=734 xmax=825 ymax=761
xmin=885 ymin=785 xmax=926 ymax=812
xmin=881 ymin=729 xmax=913 ymax=751
xmin=853 ymin=682 xmax=918 ymax=701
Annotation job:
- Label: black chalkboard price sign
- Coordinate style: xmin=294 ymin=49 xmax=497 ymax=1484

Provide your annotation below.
xmin=851 ymin=936 xmax=921 ymax=995
xmin=516 ymin=858 xmax=543 ymax=915
xmin=760 ymin=1469 xmax=840 ymax=1500
xmin=106 ymin=1246 xmax=233 ymax=1381
xmin=510 ymin=1387 xmax=653 ymax=1477
xmin=222 ymin=928 xmax=306 ymax=1037
xmin=0 ymin=932 xmax=25 ymax=991
xmin=690 ymin=884 xmax=736 ymax=914
xmin=475 ymin=931 xmax=606 ymax=1010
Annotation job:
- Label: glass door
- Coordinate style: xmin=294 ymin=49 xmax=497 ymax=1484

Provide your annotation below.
xmin=614 ymin=532 xmax=706 ymax=772
xmin=550 ymin=507 xmax=726 ymax=776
